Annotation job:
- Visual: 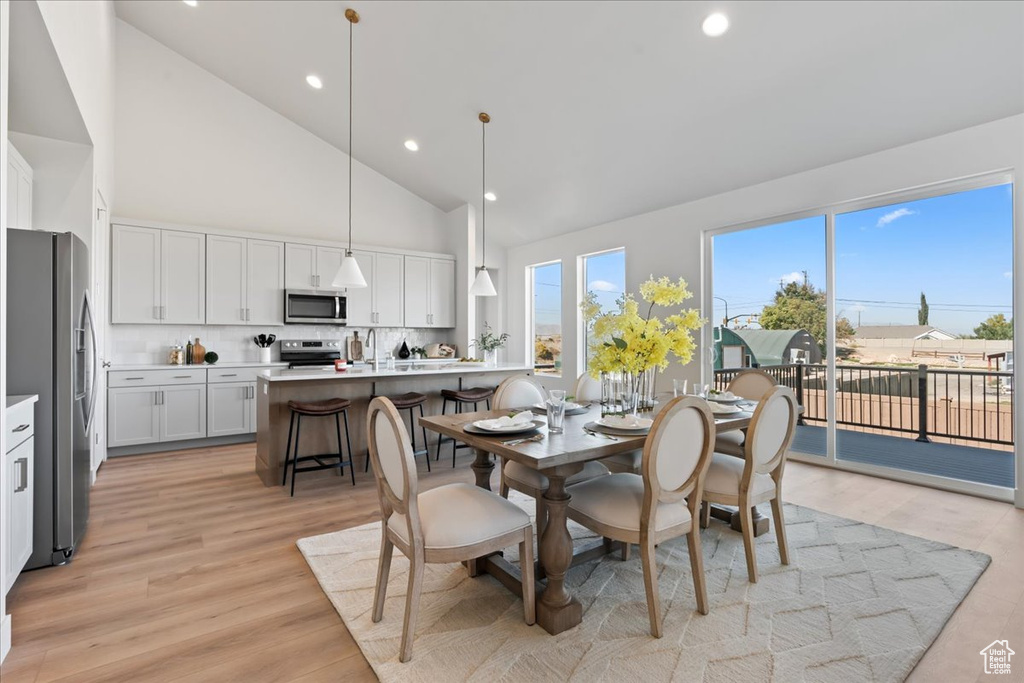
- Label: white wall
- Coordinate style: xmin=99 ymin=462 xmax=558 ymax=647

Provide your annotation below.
xmin=114 ymin=20 xmax=449 ymax=254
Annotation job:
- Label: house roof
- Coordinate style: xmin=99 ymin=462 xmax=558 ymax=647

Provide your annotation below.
xmin=980 ymin=640 xmax=1015 ymax=654
xmin=854 ymin=325 xmax=954 ymax=340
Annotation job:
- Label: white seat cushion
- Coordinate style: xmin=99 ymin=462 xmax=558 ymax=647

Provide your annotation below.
xmin=703 ymin=453 xmax=776 ymax=499
xmin=601 ymin=450 xmax=642 ymax=472
xmin=715 ymin=431 xmax=744 ymax=447
xmin=388 ymin=483 xmax=530 ymax=550
xmin=567 ymin=473 xmax=691 ymax=533
xmin=504 ymin=459 xmax=609 ymax=494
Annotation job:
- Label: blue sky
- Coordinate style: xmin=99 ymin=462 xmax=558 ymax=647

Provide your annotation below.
xmin=533 ymin=249 xmax=626 ymax=328
xmin=713 ymin=184 xmax=1013 ymax=336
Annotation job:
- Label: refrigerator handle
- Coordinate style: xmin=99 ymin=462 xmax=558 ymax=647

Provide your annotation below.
xmin=83 ymin=290 xmax=99 ymax=433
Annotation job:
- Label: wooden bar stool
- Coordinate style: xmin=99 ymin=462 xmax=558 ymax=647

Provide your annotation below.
xmin=282 ymin=398 xmax=355 ymax=496
xmin=368 ymin=392 xmax=430 ymax=473
xmin=438 ymin=387 xmax=495 ymax=467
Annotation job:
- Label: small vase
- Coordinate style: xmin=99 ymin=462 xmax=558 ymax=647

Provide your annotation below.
xmin=398 ymin=340 xmax=411 ymax=359
xmin=484 ymin=349 xmax=497 ymax=367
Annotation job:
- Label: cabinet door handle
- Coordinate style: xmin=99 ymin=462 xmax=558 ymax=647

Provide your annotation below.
xmin=154 ymin=305 xmax=160 ymax=320
xmin=174 ymin=375 xmax=191 ymax=379
xmin=221 ymin=373 xmax=238 ymax=377
xmin=125 ymin=377 xmax=145 ymax=381
xmin=14 ymin=457 xmax=28 ymax=493
xmin=155 ymin=390 xmax=163 ymax=406
xmin=12 ymin=424 xmax=30 ymax=432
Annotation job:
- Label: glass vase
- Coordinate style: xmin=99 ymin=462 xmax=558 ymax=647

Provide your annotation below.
xmin=601 ymin=368 xmax=656 ymax=415
xmin=484 ymin=348 xmax=497 ymax=367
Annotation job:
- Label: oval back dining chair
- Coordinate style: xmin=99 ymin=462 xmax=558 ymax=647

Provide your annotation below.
xmin=715 ymin=368 xmax=778 ymax=457
xmin=495 ymin=375 xmax=609 ymax=537
xmin=366 ymin=397 xmax=536 ymax=662
xmin=565 ymin=396 xmax=716 ymax=636
xmin=573 ymin=372 xmax=642 ymax=474
xmin=573 ymin=372 xmax=602 ymax=403
xmin=702 ymin=385 xmax=798 ymax=583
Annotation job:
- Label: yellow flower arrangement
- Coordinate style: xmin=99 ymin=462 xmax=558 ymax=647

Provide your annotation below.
xmin=582 ymin=276 xmax=704 ymax=377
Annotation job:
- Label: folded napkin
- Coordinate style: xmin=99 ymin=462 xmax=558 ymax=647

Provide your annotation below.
xmin=477 ymin=411 xmax=535 ymax=430
xmin=709 ymin=402 xmax=741 ymax=414
xmin=708 ymin=390 xmax=737 ymax=401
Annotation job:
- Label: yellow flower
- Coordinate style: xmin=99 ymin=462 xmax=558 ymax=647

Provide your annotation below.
xmin=640 ymin=276 xmax=693 ymax=307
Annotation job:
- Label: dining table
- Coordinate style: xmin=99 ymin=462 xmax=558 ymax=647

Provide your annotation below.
xmin=419 ymin=395 xmax=759 ymax=635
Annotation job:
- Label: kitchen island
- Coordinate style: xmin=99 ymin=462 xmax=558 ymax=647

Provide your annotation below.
xmin=254 ymin=363 xmax=534 ymax=486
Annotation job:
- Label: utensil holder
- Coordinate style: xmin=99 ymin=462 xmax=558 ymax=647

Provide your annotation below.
xmin=259 ymin=347 xmax=272 ymax=364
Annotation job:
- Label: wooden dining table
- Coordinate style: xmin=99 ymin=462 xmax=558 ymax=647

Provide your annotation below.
xmin=420 ymin=398 xmax=756 ymax=635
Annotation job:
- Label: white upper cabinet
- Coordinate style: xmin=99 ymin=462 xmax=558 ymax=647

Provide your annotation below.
xmin=403 ymin=256 xmax=430 ymax=328
xmin=345 ymin=250 xmax=374 ymax=326
xmin=206 ymin=235 xmax=247 ymax=324
xmin=284 ymin=243 xmax=317 ymax=290
xmin=161 ymin=231 xmax=207 ymax=324
xmin=374 ymin=252 xmax=405 ymax=327
xmin=404 ymin=256 xmax=455 ymax=328
xmin=111 ymin=225 xmax=162 ymax=324
xmin=207 ymin=236 xmax=284 ymax=325
xmin=315 ymin=246 xmax=346 ymax=292
xmin=247 ymin=240 xmax=285 ymax=325
xmin=5 ymin=142 xmax=33 ymax=230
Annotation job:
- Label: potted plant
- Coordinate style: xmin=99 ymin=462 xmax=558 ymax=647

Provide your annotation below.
xmin=581 ymin=276 xmax=704 ymax=414
xmin=472 ymin=322 xmax=510 ymax=367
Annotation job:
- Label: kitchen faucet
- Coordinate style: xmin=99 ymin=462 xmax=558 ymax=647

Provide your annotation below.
xmin=366 ymin=328 xmax=377 ymax=369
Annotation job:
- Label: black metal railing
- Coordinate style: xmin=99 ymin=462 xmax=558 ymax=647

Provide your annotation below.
xmin=714 ymin=363 xmax=1014 ymax=446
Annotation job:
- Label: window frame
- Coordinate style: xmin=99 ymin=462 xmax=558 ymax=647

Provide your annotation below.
xmin=528 ymin=259 xmax=563 ymax=376
xmin=577 ymin=247 xmax=626 ymax=373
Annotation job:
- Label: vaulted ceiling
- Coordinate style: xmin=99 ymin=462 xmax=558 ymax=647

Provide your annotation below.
xmin=114 ymin=0 xmax=1024 ymax=245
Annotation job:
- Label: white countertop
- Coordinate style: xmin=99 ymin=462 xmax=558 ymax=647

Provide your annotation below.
xmin=258 ymin=363 xmax=533 ymax=383
xmin=108 ymin=362 xmax=290 ymax=372
xmin=6 ymin=394 xmax=39 ymax=411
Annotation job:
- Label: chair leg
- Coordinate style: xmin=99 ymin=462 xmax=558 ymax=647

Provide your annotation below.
xmin=687 ymin=524 xmax=709 ymax=615
xmin=436 ymin=399 xmax=447 ymax=462
xmin=342 ymin=410 xmax=355 ymax=485
xmin=700 ymin=500 xmax=711 ymax=529
xmin=640 ymin=538 xmax=662 ymax=637
xmin=499 ymin=461 xmax=510 ymax=498
xmin=739 ymin=502 xmax=759 ymax=583
xmin=519 ymin=528 xmax=536 ymax=625
xmin=282 ymin=411 xmax=296 ymax=486
xmin=770 ymin=496 xmax=790 ymax=565
xmin=334 ymin=413 xmax=344 ymax=477
xmin=400 ymin=550 xmax=425 ymax=663
xmin=372 ymin=530 xmax=394 ymax=623
xmin=622 ymin=541 xmax=631 ymax=561
xmin=418 ymin=404 xmax=430 ymax=472
xmin=290 ymin=415 xmax=302 ymax=497
xmin=451 ymin=402 xmax=461 ymax=468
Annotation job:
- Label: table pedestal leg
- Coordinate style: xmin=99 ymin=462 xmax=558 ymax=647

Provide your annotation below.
xmin=470 ymin=448 xmax=494 ymax=491
xmin=730 ymin=506 xmax=770 ymax=536
xmin=536 ymin=471 xmax=582 ymax=635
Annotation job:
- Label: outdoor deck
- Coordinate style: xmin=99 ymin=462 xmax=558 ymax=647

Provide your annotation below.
xmin=791 ymin=425 xmax=1015 ymax=488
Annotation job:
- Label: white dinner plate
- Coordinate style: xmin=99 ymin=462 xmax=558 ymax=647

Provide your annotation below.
xmin=707 ymin=393 xmax=743 ymax=405
xmin=470 ymin=419 xmax=542 ymax=434
xmin=596 ymin=415 xmax=654 ymax=431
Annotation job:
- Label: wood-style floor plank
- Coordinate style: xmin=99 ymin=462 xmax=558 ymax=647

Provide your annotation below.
xmin=0 ymin=442 xmax=1019 ymax=682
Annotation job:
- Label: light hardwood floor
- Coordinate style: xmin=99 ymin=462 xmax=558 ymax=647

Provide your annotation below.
xmin=1 ymin=443 xmax=1021 ymax=682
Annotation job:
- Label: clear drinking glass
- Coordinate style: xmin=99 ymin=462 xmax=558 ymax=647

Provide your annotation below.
xmin=673 ymin=378 xmax=688 ymax=397
xmin=547 ymin=389 xmax=566 ymax=434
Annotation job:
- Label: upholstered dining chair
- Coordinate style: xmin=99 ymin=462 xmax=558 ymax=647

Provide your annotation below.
xmin=566 ymin=396 xmax=716 ymax=636
xmin=495 ymin=375 xmax=609 ymax=536
xmin=702 ymin=385 xmax=797 ymax=583
xmin=366 ymin=397 xmax=536 ymax=663
xmin=573 ymin=372 xmax=642 ymax=474
xmin=714 ymin=368 xmax=777 ymax=457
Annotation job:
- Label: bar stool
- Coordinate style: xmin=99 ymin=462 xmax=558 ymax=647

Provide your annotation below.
xmin=438 ymin=387 xmax=495 ymax=467
xmin=368 ymin=392 xmax=430 ymax=473
xmin=282 ymin=398 xmax=355 ymax=496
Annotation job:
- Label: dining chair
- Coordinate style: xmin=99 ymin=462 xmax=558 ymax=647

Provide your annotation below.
xmin=366 ymin=397 xmax=536 ymax=663
xmin=701 ymin=385 xmax=797 ymax=583
xmin=495 ymin=375 xmax=609 ymax=537
xmin=573 ymin=372 xmax=642 ymax=474
xmin=566 ymin=396 xmax=716 ymax=636
xmin=715 ymin=368 xmax=777 ymax=457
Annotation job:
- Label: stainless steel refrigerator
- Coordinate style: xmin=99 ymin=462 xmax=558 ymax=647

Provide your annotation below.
xmin=6 ymin=229 xmax=95 ymax=568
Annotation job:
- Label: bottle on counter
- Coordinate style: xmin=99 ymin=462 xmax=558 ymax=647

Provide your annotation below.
xmin=385 ymin=351 xmax=395 ymax=371
xmin=186 ymin=337 xmax=194 ymax=365
xmin=193 ymin=337 xmax=206 ymax=365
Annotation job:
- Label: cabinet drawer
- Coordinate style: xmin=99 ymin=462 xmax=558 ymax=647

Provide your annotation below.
xmin=109 ymin=369 xmax=207 ymax=387
xmin=207 ymin=367 xmax=266 ymax=384
xmin=5 ymin=401 xmax=35 ymax=452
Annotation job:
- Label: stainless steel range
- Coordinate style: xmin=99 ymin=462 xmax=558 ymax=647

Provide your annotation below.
xmin=279 ymin=339 xmax=344 ymax=369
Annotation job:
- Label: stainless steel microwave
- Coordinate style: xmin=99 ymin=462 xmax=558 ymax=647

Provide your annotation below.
xmin=284 ymin=290 xmax=347 ymax=325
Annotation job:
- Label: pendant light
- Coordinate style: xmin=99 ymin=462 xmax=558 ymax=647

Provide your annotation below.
xmin=332 ymin=8 xmax=368 ymax=289
xmin=470 ymin=112 xmax=498 ymax=297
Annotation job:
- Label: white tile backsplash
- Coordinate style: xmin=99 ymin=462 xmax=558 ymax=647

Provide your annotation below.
xmin=108 ymin=324 xmax=453 ymax=365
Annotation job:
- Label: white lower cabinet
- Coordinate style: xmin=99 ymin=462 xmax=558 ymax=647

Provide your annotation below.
xmin=208 ymin=382 xmax=256 ymax=437
xmin=5 ymin=397 xmax=36 ymax=595
xmin=159 ymin=384 xmax=207 ymax=441
xmin=108 ymin=386 xmax=161 ymax=447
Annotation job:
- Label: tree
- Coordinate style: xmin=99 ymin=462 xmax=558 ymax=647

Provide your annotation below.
xmin=759 ymin=279 xmax=855 ymax=356
xmin=918 ymin=292 xmax=929 ymax=326
xmin=973 ymin=313 xmax=1013 ymax=340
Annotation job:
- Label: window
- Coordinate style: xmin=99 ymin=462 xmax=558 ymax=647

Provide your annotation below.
xmin=531 ymin=261 xmax=562 ymax=375
xmin=581 ymin=249 xmax=625 ymax=370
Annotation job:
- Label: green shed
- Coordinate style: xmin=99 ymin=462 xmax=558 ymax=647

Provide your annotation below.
xmin=714 ymin=328 xmax=821 ymax=369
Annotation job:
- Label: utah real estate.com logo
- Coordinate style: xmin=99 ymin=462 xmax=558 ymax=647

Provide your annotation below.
xmin=980 ymin=640 xmax=1014 ymax=675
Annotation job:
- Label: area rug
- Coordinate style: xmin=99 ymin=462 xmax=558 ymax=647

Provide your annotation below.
xmin=297 ymin=493 xmax=990 ymax=682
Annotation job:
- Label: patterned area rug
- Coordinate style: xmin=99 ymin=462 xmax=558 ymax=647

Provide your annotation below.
xmin=297 ymin=493 xmax=989 ymax=682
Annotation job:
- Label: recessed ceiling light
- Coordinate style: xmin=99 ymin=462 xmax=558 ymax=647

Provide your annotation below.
xmin=702 ymin=13 xmax=729 ymax=37
xmin=404 ymin=140 xmax=419 ymax=152
xmin=484 ymin=192 xmax=497 ymax=202
xmin=183 ymin=0 xmax=198 ymax=6
xmin=305 ymin=74 xmax=323 ymax=89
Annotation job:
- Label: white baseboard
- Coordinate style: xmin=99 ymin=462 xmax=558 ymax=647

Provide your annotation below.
xmin=1 ymin=613 xmax=11 ymax=663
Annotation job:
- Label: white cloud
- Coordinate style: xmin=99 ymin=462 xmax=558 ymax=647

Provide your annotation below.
xmin=770 ymin=271 xmax=803 ymax=286
xmin=876 ymin=207 xmax=916 ymax=227
xmin=588 ymin=279 xmax=619 ymax=293
xmin=1004 ymin=271 xmax=1013 ymax=279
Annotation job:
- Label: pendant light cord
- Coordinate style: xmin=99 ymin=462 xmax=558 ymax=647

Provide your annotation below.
xmin=347 ymin=15 xmax=354 ymax=255
xmin=480 ymin=116 xmax=486 ymax=268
